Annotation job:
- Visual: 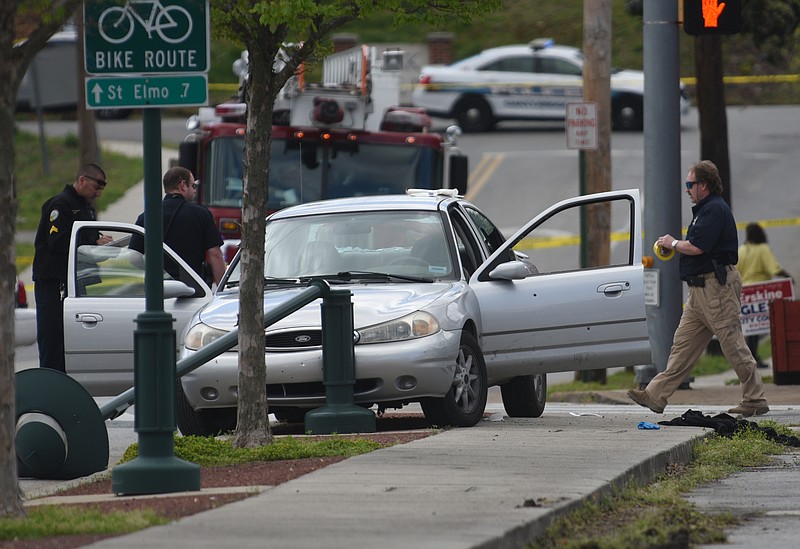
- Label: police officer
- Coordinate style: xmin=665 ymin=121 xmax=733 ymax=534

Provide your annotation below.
xmin=131 ymin=166 xmax=225 ymax=286
xmin=628 ymin=160 xmax=769 ymax=417
xmin=33 ymin=163 xmax=112 ymax=372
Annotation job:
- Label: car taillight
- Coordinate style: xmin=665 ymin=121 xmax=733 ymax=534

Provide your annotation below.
xmin=223 ymin=244 xmax=239 ymax=264
xmin=418 ymin=75 xmax=432 ymax=85
xmin=219 ymin=218 xmax=240 ymax=235
xmin=16 ymin=280 xmax=28 ymax=308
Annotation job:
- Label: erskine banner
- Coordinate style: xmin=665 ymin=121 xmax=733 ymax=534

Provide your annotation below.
xmin=740 ymin=278 xmax=795 ymax=336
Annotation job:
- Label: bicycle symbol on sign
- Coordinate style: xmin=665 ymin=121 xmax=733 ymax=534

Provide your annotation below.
xmin=98 ymin=0 xmax=193 ymax=44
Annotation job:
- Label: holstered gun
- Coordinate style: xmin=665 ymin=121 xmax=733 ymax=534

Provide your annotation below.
xmin=712 ymin=259 xmax=727 ymax=286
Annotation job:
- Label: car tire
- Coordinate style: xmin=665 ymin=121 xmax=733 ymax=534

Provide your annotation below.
xmin=453 ymin=96 xmax=494 ymax=133
xmin=273 ymin=407 xmax=307 ymax=424
xmin=96 ymin=108 xmax=132 ymax=121
xmin=500 ymin=374 xmax=547 ymax=418
xmin=612 ymin=97 xmax=643 ymax=131
xmin=176 ymin=384 xmax=236 ymax=436
xmin=421 ymin=331 xmax=488 ymax=427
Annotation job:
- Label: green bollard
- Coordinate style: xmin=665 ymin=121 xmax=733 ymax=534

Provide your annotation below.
xmin=305 ymin=287 xmax=376 ymax=434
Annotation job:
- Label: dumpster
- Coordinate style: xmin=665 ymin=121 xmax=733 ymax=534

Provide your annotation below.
xmin=769 ymin=299 xmax=800 ymax=385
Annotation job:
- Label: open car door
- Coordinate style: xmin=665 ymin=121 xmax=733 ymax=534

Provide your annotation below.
xmin=63 ymin=221 xmax=214 ymax=396
xmin=470 ymin=189 xmax=651 ymax=377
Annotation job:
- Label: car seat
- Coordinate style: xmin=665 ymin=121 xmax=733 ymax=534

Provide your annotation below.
xmin=410 ymin=236 xmax=450 ymax=272
xmin=299 ymin=241 xmax=341 ymax=274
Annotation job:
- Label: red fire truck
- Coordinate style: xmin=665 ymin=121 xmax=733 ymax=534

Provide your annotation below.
xmin=178 ymin=45 xmax=468 ymax=261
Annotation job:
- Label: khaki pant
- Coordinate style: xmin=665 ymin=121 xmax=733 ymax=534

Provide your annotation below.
xmin=645 ymin=267 xmax=767 ymax=407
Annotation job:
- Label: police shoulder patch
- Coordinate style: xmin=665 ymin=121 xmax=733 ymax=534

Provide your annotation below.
xmin=49 ymin=210 xmax=59 ymax=222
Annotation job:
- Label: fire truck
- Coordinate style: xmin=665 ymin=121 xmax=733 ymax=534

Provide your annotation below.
xmin=178 ymin=45 xmax=468 ymax=261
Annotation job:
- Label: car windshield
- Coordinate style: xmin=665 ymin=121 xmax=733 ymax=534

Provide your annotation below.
xmin=204 ymin=136 xmax=442 ymax=211
xmin=226 ymin=210 xmax=455 ymax=283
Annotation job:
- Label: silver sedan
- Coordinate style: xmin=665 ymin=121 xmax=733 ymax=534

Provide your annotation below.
xmin=176 ymin=189 xmax=650 ymax=434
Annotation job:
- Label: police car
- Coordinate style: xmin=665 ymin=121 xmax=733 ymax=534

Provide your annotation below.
xmin=411 ymin=38 xmax=691 ymax=132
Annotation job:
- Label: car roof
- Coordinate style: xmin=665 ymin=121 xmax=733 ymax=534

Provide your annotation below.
xmin=269 ymin=191 xmax=465 ymax=220
xmin=453 ymin=42 xmax=582 ymax=68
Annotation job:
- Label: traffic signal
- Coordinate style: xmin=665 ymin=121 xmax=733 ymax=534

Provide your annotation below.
xmin=684 ymin=0 xmax=742 ymax=35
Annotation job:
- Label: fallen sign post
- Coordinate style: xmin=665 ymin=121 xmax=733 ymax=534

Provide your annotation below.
xmin=15 ymin=280 xmax=373 ymax=483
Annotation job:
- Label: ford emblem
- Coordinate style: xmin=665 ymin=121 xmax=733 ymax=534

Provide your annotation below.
xmin=295 ymin=334 xmax=312 ymax=343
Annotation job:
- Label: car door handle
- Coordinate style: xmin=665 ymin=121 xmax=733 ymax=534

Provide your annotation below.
xmin=75 ymin=313 xmax=103 ymax=327
xmin=597 ymin=282 xmax=630 ymax=296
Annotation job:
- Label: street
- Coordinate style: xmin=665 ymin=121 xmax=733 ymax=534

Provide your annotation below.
xmin=18 ymin=105 xmax=800 ymax=280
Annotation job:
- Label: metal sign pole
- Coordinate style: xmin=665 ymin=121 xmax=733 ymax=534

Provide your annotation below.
xmin=112 ymin=109 xmax=200 ymax=495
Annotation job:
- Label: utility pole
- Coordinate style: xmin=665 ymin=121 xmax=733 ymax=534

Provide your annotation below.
xmin=637 ymin=0 xmax=683 ymax=386
xmin=580 ymin=0 xmax=612 ymax=384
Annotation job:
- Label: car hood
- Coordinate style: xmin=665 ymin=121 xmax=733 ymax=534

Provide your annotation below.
xmin=197 ymin=282 xmax=459 ymax=331
xmin=610 ymin=69 xmax=644 ymax=91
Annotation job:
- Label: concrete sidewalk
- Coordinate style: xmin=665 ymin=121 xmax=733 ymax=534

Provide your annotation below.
xmin=21 ymin=372 xmax=800 ymax=548
xmin=84 ymin=409 xmax=706 ymax=549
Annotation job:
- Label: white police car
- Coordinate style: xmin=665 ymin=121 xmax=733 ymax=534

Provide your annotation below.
xmin=412 ymin=38 xmax=691 ymax=132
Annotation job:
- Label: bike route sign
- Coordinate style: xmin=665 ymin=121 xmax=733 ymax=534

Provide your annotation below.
xmin=86 ymin=74 xmax=208 ymax=108
xmin=83 ymin=0 xmax=209 ymax=75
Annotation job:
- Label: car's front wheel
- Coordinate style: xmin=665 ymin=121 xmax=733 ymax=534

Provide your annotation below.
xmin=453 ymin=96 xmax=494 ymax=133
xmin=96 ymin=108 xmax=132 ymax=120
xmin=421 ymin=332 xmax=488 ymax=427
xmin=612 ymin=96 xmax=643 ymax=131
xmin=176 ymin=384 xmax=236 ymax=436
xmin=500 ymin=374 xmax=547 ymax=418
xmin=273 ymin=407 xmax=307 ymax=424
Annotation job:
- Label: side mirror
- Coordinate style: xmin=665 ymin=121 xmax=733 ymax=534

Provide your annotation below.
xmin=164 ymin=280 xmax=198 ymax=298
xmin=488 ymin=261 xmax=530 ymax=281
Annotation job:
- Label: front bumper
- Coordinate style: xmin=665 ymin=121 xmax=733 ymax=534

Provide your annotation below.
xmin=180 ymin=329 xmax=461 ymax=411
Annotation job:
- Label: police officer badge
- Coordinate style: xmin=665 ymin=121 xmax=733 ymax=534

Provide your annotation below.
xmin=49 ymin=210 xmax=59 ymax=222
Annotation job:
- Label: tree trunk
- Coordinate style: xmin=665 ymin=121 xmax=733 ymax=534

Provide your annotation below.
xmin=233 ymin=42 xmax=275 ymax=448
xmin=0 ymin=2 xmax=24 ymax=519
xmin=694 ymin=35 xmax=732 ymax=206
xmin=580 ymin=0 xmax=612 ymax=384
xmin=74 ymin=8 xmax=99 ymax=167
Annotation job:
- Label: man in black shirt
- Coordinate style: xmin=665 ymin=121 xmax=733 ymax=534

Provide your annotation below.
xmin=33 ymin=163 xmax=112 ymax=372
xmin=131 ymin=166 xmax=225 ymax=286
xmin=628 ymin=161 xmax=769 ymax=417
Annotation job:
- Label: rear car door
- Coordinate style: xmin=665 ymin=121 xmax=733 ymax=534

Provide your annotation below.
xmin=63 ymin=221 xmax=213 ymax=396
xmin=470 ymin=189 xmax=650 ymax=377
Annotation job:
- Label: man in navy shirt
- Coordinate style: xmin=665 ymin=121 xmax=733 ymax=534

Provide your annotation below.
xmin=628 ymin=161 xmax=769 ymax=417
xmin=33 ymin=163 xmax=113 ymax=371
xmin=131 ymin=167 xmax=225 ymax=286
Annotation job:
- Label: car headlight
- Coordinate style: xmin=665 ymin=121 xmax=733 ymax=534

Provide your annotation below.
xmin=357 ymin=311 xmax=440 ymax=344
xmin=184 ymin=322 xmax=230 ymax=351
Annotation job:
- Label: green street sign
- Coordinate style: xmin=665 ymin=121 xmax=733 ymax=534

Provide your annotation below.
xmin=86 ymin=74 xmax=208 ymax=108
xmin=84 ymin=0 xmax=209 ymax=74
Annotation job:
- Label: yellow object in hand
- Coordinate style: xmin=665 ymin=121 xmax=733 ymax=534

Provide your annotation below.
xmin=653 ymin=241 xmax=675 ymax=261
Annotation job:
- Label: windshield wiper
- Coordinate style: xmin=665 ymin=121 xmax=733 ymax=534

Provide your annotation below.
xmin=263 ymin=276 xmax=302 ymax=286
xmin=332 ymin=270 xmax=434 ymax=283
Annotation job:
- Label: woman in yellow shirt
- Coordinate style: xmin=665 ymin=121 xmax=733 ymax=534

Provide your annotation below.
xmin=737 ymin=223 xmax=793 ymax=368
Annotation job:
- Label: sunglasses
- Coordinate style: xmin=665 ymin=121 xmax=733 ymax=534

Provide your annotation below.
xmin=85 ymin=175 xmax=107 ymax=188
xmin=685 ymin=180 xmax=698 ymax=190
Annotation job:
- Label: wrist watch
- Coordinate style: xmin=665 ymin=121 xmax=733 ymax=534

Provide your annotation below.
xmin=671 ymin=239 xmax=679 ymax=250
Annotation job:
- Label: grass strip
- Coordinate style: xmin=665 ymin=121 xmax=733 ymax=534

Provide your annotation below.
xmin=0 ymin=505 xmax=168 ymax=540
xmin=120 ymin=434 xmax=385 ymax=467
xmin=529 ymin=421 xmax=793 ymax=548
